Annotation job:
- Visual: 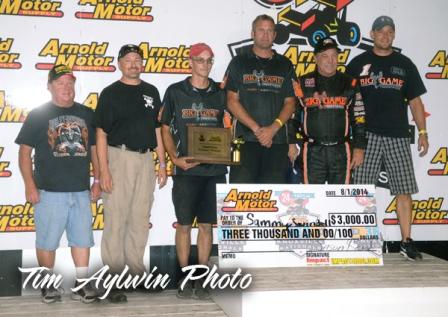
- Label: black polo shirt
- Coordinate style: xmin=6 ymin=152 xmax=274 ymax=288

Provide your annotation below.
xmin=223 ymin=47 xmax=297 ymax=144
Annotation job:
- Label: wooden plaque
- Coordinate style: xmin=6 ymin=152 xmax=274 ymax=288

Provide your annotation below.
xmin=187 ymin=126 xmax=235 ymax=164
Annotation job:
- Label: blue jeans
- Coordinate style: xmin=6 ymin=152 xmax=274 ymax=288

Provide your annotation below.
xmin=34 ymin=190 xmax=94 ymax=251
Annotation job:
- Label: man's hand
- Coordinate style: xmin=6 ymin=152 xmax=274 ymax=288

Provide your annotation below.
xmin=90 ymin=182 xmax=101 ymax=202
xmin=157 ymin=167 xmax=167 ymax=189
xmin=173 ymin=157 xmax=200 ymax=171
xmin=288 ymin=144 xmax=299 ymax=163
xmin=418 ymin=134 xmax=429 ymax=157
xmin=350 ymin=148 xmax=365 ymax=169
xmin=100 ymin=168 xmax=113 ymax=193
xmin=25 ymin=183 xmax=40 ymax=204
xmin=255 ymin=125 xmax=276 ymax=148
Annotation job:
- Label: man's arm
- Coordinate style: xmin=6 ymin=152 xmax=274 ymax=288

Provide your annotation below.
xmin=161 ymin=124 xmax=199 ymax=171
xmin=155 ymin=127 xmax=167 ymax=188
xmin=90 ymin=145 xmax=101 ymax=201
xmin=18 ymin=144 xmax=39 ymax=204
xmin=227 ymin=90 xmax=260 ymax=133
xmin=256 ymin=96 xmax=296 ymax=148
xmin=409 ymin=96 xmax=429 ymax=157
xmin=96 ymin=127 xmax=113 ymax=193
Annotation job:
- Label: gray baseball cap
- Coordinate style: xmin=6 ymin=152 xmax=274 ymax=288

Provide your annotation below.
xmin=372 ymin=16 xmax=395 ymax=31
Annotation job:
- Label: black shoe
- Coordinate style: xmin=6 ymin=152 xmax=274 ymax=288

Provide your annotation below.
xmin=400 ymin=238 xmax=423 ymax=261
xmin=41 ymin=286 xmax=63 ymax=304
xmin=193 ymin=279 xmax=211 ymax=300
xmin=71 ymin=282 xmax=98 ymax=304
xmin=135 ymin=283 xmax=164 ymax=293
xmin=176 ymin=277 xmax=194 ymax=299
xmin=107 ymin=289 xmax=127 ymax=303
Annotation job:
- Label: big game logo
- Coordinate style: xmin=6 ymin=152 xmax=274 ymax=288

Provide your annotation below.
xmin=139 ymin=42 xmax=191 ymax=74
xmin=0 ymin=90 xmax=28 ymax=122
xmin=75 ymin=0 xmax=153 ymax=22
xmin=428 ymin=147 xmax=448 ymax=176
xmin=0 ymin=0 xmax=63 ymax=17
xmin=0 ymin=38 xmax=21 ymax=69
xmin=36 ymin=39 xmax=115 ymax=72
xmin=426 ymin=50 xmax=448 ymax=79
xmin=384 ymin=197 xmax=448 ymax=225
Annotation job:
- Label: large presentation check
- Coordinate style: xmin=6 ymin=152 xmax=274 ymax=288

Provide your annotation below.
xmin=217 ymin=184 xmax=383 ymax=268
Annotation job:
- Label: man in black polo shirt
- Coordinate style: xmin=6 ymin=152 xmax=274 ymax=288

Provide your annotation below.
xmin=222 ymin=14 xmax=297 ymax=183
xmin=95 ymin=44 xmax=167 ymax=302
xmin=161 ymin=43 xmax=227 ymax=300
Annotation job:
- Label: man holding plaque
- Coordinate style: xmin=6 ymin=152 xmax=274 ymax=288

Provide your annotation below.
xmin=160 ymin=43 xmax=227 ymax=300
xmin=222 ymin=14 xmax=298 ymax=183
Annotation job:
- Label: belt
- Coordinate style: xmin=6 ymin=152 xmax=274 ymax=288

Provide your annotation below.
xmin=110 ymin=144 xmax=151 ymax=154
xmin=305 ymin=137 xmax=348 ymax=146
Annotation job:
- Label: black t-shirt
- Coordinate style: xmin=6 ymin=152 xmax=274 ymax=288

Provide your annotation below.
xmin=223 ymin=47 xmax=297 ymax=143
xmin=160 ymin=77 xmax=228 ymax=176
xmin=15 ymin=102 xmax=95 ymax=192
xmin=346 ymin=50 xmax=427 ymax=137
xmin=95 ymin=80 xmax=161 ymax=149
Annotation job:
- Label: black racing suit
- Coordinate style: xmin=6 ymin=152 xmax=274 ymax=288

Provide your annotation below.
xmin=291 ymin=71 xmax=366 ymax=184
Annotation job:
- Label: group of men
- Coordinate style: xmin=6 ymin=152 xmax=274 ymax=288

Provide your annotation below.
xmin=16 ymin=13 xmax=428 ymax=304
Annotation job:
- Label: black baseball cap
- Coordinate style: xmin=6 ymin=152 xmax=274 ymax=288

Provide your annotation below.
xmin=118 ymin=44 xmax=143 ymax=59
xmin=314 ymin=37 xmax=340 ymax=54
xmin=48 ymin=64 xmax=76 ymax=83
xmin=372 ymin=16 xmax=395 ymax=31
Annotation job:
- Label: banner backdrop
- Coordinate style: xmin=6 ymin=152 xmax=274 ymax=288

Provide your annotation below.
xmin=1 ymin=0 xmax=447 ymax=250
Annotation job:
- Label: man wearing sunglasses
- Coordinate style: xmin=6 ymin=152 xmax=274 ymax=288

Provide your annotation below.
xmin=161 ymin=43 xmax=227 ymax=300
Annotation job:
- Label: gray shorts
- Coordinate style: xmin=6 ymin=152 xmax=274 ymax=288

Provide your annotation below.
xmin=353 ymin=132 xmax=418 ymax=195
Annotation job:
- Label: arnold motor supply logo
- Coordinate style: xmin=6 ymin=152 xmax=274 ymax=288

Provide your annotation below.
xmin=138 ymin=42 xmax=191 ymax=74
xmin=0 ymin=202 xmax=103 ymax=232
xmin=0 ymin=0 xmax=63 ymax=17
xmin=0 ymin=38 xmax=21 ymax=69
xmin=229 ymin=0 xmax=398 ymax=77
xmin=426 ymin=50 xmax=448 ymax=79
xmin=0 ymin=90 xmax=28 ymax=122
xmin=0 ymin=147 xmax=12 ymax=177
xmin=35 ymin=39 xmax=116 ymax=72
xmin=428 ymin=147 xmax=448 ymax=176
xmin=0 ymin=203 xmax=34 ymax=232
xmin=384 ymin=197 xmax=448 ymax=225
xmin=75 ymin=0 xmax=153 ymax=22
xmin=222 ymin=189 xmax=279 ymax=212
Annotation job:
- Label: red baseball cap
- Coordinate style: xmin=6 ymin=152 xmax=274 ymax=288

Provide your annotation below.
xmin=189 ymin=43 xmax=214 ymax=58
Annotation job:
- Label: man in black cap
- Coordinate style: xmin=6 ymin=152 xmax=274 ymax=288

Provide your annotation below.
xmin=291 ymin=36 xmax=366 ymax=184
xmin=95 ymin=44 xmax=167 ymax=302
xmin=16 ymin=64 xmax=101 ymax=303
xmin=347 ymin=16 xmax=428 ymax=261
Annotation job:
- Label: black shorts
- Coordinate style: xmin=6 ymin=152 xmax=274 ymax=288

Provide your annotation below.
xmin=229 ymin=142 xmax=289 ymax=184
xmin=172 ymin=174 xmax=226 ymax=225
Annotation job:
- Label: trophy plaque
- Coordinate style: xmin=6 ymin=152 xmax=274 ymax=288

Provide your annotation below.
xmin=187 ymin=126 xmax=240 ymax=165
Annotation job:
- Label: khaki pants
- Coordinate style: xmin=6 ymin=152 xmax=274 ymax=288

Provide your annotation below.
xmin=101 ymin=146 xmax=156 ymax=275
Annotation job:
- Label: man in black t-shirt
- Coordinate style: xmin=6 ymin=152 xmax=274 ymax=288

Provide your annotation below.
xmin=161 ymin=43 xmax=227 ymax=300
xmin=16 ymin=65 xmax=101 ymax=304
xmin=95 ymin=45 xmax=167 ymax=302
xmin=222 ymin=14 xmax=297 ymax=183
xmin=347 ymin=16 xmax=429 ymax=261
